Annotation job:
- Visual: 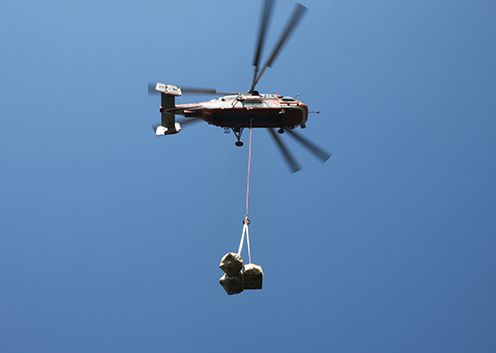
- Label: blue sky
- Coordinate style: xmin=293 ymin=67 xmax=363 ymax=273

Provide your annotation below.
xmin=1 ymin=0 xmax=495 ymax=352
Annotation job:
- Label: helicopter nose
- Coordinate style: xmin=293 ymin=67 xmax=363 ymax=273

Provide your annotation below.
xmin=300 ymin=103 xmax=309 ymax=122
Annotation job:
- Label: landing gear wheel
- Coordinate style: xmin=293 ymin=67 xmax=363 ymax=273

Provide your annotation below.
xmin=231 ymin=127 xmax=244 ymax=147
xmin=278 ymin=128 xmax=285 ymax=134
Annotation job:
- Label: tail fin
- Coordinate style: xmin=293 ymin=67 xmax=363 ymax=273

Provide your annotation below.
xmin=154 ymin=83 xmax=182 ymax=135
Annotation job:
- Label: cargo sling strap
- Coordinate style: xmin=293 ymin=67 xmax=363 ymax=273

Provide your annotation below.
xmin=238 ymin=126 xmax=253 ymax=264
xmin=238 ymin=219 xmax=251 ymax=264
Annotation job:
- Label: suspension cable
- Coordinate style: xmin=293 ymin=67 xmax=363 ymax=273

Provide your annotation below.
xmin=238 ymin=125 xmax=253 ymax=263
xmin=245 ymin=125 xmax=253 ymax=218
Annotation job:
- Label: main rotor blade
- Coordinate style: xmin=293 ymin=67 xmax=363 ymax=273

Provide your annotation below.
xmin=285 ymin=128 xmax=332 ymax=163
xmin=177 ymin=117 xmax=202 ymax=127
xmin=267 ymin=128 xmax=301 ymax=173
xmin=148 ymin=83 xmax=160 ymax=95
xmin=152 ymin=118 xmax=201 ymax=133
xmin=148 ymin=83 xmax=236 ymax=96
xmin=251 ymin=0 xmax=275 ymax=91
xmin=253 ymin=3 xmax=308 ymax=88
xmin=180 ymin=86 xmax=238 ymax=96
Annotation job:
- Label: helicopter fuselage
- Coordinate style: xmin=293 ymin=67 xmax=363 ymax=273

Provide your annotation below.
xmin=175 ymin=94 xmax=308 ymax=129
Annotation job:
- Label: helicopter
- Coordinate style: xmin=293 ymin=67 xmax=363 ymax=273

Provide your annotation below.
xmin=149 ymin=0 xmax=331 ymax=173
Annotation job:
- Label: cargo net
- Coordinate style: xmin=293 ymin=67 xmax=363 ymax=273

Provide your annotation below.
xmin=219 ymin=126 xmax=263 ymax=295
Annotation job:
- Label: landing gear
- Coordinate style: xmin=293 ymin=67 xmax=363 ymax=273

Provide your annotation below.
xmin=278 ymin=128 xmax=285 ymax=134
xmin=232 ymin=127 xmax=244 ymax=147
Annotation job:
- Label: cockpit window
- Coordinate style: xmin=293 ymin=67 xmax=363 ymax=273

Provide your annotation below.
xmin=281 ymin=96 xmax=296 ymax=101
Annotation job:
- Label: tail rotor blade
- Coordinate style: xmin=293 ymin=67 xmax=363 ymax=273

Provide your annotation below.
xmin=267 ymin=128 xmax=301 ymax=173
xmin=285 ymin=128 xmax=331 ymax=163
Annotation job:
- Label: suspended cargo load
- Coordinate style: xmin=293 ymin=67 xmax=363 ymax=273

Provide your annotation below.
xmin=219 ymin=252 xmax=244 ymax=277
xmin=219 ymin=125 xmax=264 ymax=295
xmin=242 ymin=263 xmax=263 ymax=290
xmin=219 ymin=273 xmax=243 ymax=295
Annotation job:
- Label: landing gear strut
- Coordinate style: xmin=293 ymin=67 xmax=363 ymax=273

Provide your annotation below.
xmin=232 ymin=127 xmax=244 ymax=147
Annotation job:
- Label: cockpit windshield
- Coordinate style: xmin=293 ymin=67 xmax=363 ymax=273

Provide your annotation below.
xmin=281 ymin=96 xmax=296 ymax=101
